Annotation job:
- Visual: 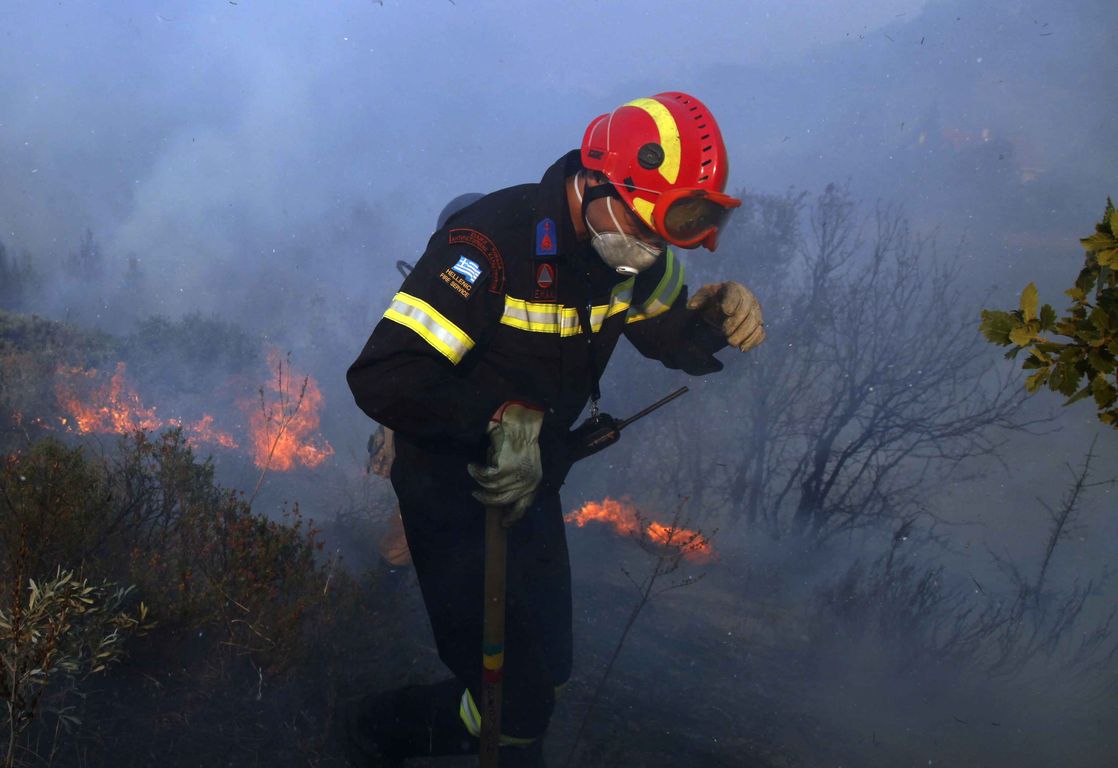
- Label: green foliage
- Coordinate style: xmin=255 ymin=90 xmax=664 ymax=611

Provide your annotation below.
xmin=980 ymin=197 xmax=1118 ymax=427
xmin=0 ymin=569 xmax=149 ymax=768
xmin=1 ymin=432 xmax=335 ymax=673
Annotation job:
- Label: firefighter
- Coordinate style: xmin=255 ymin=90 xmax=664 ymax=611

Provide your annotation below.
xmin=367 ymin=193 xmax=487 ymax=571
xmin=342 ymin=91 xmax=764 ymax=766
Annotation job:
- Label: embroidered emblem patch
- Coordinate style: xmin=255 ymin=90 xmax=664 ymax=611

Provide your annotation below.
xmin=536 ymin=263 xmax=555 ymax=287
xmin=449 ymin=229 xmax=505 ymax=294
xmin=532 ymin=262 xmax=558 ymax=302
xmin=535 ymin=218 xmax=557 ymax=257
xmin=440 ymin=254 xmax=487 ymax=300
xmin=451 ymin=256 xmax=482 ymax=284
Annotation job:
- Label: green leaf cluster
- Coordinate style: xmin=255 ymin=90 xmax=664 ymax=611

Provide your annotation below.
xmin=980 ymin=197 xmax=1118 ymax=428
xmin=0 ymin=567 xmax=149 ymax=752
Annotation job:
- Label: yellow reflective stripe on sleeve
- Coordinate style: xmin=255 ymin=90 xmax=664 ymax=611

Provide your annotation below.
xmin=458 ymin=689 xmax=536 ymax=745
xmin=499 ymin=278 xmax=635 ymax=336
xmin=627 ymin=249 xmax=684 ymax=323
xmin=383 ymin=292 xmax=475 ymax=364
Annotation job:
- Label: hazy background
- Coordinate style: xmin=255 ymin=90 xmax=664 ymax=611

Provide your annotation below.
xmin=1 ymin=1 xmax=1116 ymax=765
xmin=4 ymin=0 xmax=1114 ymax=321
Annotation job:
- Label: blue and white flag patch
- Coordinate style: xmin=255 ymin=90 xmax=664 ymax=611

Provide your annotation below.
xmin=451 ymin=255 xmax=482 ymax=285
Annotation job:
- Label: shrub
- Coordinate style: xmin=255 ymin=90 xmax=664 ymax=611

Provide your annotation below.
xmin=0 ymin=570 xmax=148 ymax=768
xmin=0 ymin=430 xmax=370 ymax=764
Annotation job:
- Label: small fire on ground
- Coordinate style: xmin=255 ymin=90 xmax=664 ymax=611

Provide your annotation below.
xmin=564 ymin=497 xmax=716 ymax=564
xmin=51 ymin=349 xmax=332 ymax=471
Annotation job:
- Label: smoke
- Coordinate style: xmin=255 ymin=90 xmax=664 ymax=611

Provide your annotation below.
xmin=1 ymin=1 xmax=1116 ymax=764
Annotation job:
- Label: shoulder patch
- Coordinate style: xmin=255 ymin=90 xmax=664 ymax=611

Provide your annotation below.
xmin=439 ymin=254 xmax=486 ymax=300
xmin=535 ymin=218 xmax=558 ymax=257
xmin=532 ymin=261 xmax=558 ymax=302
xmin=449 ymin=228 xmax=505 ymax=294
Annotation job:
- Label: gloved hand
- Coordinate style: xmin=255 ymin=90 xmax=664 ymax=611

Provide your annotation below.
xmin=686 ymin=281 xmax=765 ymax=352
xmin=467 ymin=401 xmax=545 ymax=526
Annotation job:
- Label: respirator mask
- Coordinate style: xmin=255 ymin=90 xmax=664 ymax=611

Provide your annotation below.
xmin=574 ymin=175 xmax=664 ymax=276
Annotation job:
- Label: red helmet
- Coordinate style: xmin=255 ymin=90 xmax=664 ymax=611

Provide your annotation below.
xmin=580 ymin=91 xmax=741 ymax=251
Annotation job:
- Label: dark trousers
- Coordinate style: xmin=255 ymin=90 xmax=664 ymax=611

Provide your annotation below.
xmin=391 ymin=439 xmax=573 ymax=740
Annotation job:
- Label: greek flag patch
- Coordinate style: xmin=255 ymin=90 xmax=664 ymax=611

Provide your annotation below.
xmin=451 ymin=256 xmax=482 ymax=284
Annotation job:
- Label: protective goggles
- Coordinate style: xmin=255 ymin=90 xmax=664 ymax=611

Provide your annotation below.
xmin=649 ymin=187 xmax=742 ymax=251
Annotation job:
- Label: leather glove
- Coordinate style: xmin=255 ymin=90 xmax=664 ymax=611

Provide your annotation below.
xmin=686 ymin=281 xmax=765 ymax=352
xmin=467 ymin=401 xmax=545 ymax=526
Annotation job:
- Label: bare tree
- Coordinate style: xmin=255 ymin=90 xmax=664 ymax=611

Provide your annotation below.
xmin=812 ymin=443 xmax=1117 ymax=688
xmin=632 ymin=184 xmax=1035 ymax=541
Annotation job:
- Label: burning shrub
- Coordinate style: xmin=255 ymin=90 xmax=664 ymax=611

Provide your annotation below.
xmin=0 ymin=311 xmax=117 ymax=452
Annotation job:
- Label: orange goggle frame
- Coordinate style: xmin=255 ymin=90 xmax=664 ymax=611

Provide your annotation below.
xmin=647 ymin=188 xmax=742 ymax=250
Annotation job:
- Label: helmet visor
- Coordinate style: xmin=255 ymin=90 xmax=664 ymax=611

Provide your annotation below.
xmin=656 ymin=189 xmax=741 ymax=250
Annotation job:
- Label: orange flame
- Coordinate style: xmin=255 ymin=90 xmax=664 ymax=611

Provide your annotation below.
xmin=240 ymin=349 xmax=334 ymax=471
xmin=49 ymin=351 xmax=333 ymax=472
xmin=184 ymin=414 xmax=239 ymax=450
xmin=564 ymin=497 xmax=716 ymax=564
xmin=55 ymin=363 xmax=162 ymax=433
xmin=53 ymin=363 xmax=238 ymax=450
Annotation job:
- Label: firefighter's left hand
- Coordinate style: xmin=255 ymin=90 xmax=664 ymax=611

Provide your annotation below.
xmin=468 ymin=401 xmax=545 ymax=526
xmin=687 ymin=281 xmax=765 ymax=352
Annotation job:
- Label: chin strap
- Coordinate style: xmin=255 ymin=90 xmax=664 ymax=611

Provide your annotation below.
xmin=578 ymin=175 xmax=620 ymax=224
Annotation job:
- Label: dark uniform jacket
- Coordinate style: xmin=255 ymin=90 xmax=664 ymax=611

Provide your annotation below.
xmin=347 ymin=150 xmax=725 ymax=480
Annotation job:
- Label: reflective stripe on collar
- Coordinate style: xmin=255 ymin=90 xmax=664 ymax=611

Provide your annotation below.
xmin=626 ymin=248 xmax=684 ymax=323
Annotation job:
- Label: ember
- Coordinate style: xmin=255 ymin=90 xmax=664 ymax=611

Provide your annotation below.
xmin=565 ymin=497 xmax=715 ymax=564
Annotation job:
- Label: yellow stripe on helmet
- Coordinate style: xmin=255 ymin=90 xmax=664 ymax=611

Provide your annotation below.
xmin=631 ymin=197 xmax=656 ymax=228
xmin=624 ymin=97 xmax=681 ymax=185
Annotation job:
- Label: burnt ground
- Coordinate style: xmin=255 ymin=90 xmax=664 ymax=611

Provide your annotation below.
xmin=393 ymin=525 xmax=854 ymax=768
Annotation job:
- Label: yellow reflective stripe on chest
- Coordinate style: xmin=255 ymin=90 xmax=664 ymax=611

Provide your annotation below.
xmin=626 ymin=248 xmax=684 ymax=323
xmin=500 ymin=279 xmax=635 ymax=336
xmin=384 ymin=292 xmax=475 ymax=364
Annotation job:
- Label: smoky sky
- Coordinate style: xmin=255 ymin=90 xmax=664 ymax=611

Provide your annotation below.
xmin=3 ymin=0 xmax=1115 ymax=320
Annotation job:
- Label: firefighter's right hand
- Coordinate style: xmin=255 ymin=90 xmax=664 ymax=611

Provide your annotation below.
xmin=468 ymin=401 xmax=545 ymax=526
xmin=687 ymin=281 xmax=765 ymax=352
